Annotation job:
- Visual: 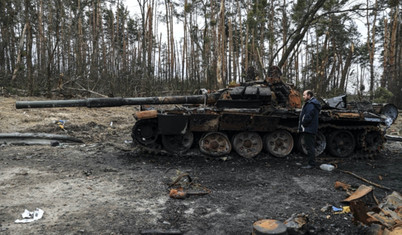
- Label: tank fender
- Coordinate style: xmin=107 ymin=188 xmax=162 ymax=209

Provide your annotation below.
xmin=134 ymin=110 xmax=158 ymax=120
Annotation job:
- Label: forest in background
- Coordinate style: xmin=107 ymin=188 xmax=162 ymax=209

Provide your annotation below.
xmin=0 ymin=0 xmax=401 ymax=107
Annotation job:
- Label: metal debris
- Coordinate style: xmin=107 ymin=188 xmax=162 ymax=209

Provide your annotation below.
xmin=168 ymin=173 xmax=210 ymax=199
xmin=343 ymin=185 xmax=373 ymax=202
xmin=253 ymin=219 xmax=288 ymax=235
xmin=284 ymin=213 xmax=308 ymax=230
xmin=340 ymin=185 xmax=402 ymax=234
xmin=334 ymin=181 xmax=353 ymax=193
xmin=366 ymin=192 xmax=402 ymax=230
xmin=169 ymin=188 xmax=188 ymax=199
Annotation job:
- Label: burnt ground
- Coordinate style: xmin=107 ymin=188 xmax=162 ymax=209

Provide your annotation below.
xmin=0 ymin=96 xmax=401 ymax=234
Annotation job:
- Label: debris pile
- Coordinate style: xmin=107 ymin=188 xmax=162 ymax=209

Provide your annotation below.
xmin=335 ymin=181 xmax=402 ymax=234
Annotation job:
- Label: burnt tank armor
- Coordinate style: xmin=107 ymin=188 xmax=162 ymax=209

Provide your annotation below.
xmin=16 ymin=67 xmax=398 ymax=158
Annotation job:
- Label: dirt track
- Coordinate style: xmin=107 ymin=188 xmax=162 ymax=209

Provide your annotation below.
xmin=1 ymin=96 xmax=401 ymax=234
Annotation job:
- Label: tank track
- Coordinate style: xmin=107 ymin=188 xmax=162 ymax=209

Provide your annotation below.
xmin=132 ymin=138 xmax=167 ymax=156
xmin=131 ymin=131 xmax=203 ymax=157
xmin=132 ymin=138 xmax=210 ymax=158
xmin=319 ymin=124 xmax=385 ymax=159
xmin=132 ymin=119 xmax=384 ymax=159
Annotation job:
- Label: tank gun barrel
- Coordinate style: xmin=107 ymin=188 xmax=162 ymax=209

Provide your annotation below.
xmin=16 ymin=94 xmax=218 ymax=109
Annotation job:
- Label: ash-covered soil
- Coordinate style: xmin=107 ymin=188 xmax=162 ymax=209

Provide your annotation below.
xmin=0 ymin=96 xmax=401 ymax=234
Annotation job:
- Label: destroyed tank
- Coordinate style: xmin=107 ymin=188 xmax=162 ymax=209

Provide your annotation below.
xmin=16 ymin=67 xmax=398 ymax=158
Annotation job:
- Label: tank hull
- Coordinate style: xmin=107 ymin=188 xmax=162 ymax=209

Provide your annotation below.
xmin=132 ymin=104 xmax=395 ymax=158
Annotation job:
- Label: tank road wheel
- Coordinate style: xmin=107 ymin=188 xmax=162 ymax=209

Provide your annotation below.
xmin=232 ymin=132 xmax=263 ymax=158
xmin=264 ymin=130 xmax=294 ymax=158
xmin=299 ymin=131 xmax=326 ymax=157
xmin=199 ymin=132 xmax=232 ymax=157
xmin=132 ymin=119 xmax=159 ymax=145
xmin=327 ymin=130 xmax=356 ymax=157
xmin=162 ymin=131 xmax=194 ymax=155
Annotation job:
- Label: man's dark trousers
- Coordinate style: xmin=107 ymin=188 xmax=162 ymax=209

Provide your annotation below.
xmin=303 ymin=133 xmax=316 ymax=166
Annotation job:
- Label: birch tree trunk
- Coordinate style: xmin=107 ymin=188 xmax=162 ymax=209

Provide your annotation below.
xmin=366 ymin=0 xmax=378 ymax=100
xmin=340 ymin=43 xmax=354 ymax=92
xmin=215 ymin=0 xmax=225 ymax=88
xmin=25 ymin=0 xmax=34 ymax=95
xmin=182 ymin=0 xmax=188 ymax=82
xmin=147 ymin=4 xmax=153 ymax=76
xmin=381 ymin=18 xmax=389 ymax=88
xmin=228 ymin=18 xmax=233 ymax=83
xmin=11 ymin=23 xmax=27 ymax=81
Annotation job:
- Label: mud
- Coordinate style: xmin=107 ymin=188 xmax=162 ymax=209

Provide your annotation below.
xmin=0 ymin=96 xmax=401 ymax=234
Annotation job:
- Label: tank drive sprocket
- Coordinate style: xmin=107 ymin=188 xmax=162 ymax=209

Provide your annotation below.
xmin=131 ymin=119 xmax=164 ymax=154
xmin=132 ymin=119 xmax=159 ymax=145
xmin=359 ymin=128 xmax=385 ymax=153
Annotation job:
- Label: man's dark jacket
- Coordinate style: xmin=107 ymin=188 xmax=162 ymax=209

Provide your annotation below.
xmin=298 ymin=97 xmax=321 ymax=134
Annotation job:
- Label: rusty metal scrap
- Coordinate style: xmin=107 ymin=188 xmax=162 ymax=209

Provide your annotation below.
xmin=335 ymin=112 xmax=362 ymax=119
xmin=168 ymin=173 xmax=211 ymax=199
xmin=134 ymin=110 xmax=158 ymax=120
xmin=349 ymin=200 xmax=375 ymax=224
xmin=253 ymin=219 xmax=288 ymax=235
xmin=343 ymin=185 xmax=373 ymax=202
xmin=334 ymin=181 xmax=353 ymax=194
xmin=169 ymin=187 xmax=210 ymax=199
xmin=169 ymin=188 xmax=188 ymax=199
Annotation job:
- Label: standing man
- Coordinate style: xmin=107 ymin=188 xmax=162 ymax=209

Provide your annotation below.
xmin=299 ymin=90 xmax=321 ymax=169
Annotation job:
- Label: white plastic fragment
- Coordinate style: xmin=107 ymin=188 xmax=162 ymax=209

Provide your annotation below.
xmin=320 ymin=164 xmax=335 ymax=171
xmin=15 ymin=208 xmax=44 ymax=223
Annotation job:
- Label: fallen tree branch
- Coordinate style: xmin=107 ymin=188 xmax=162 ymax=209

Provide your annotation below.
xmin=0 ymin=133 xmax=83 ymax=144
xmin=385 ymin=134 xmax=402 ymax=142
xmin=339 ymin=170 xmax=392 ymax=191
xmin=63 ymin=86 xmax=108 ymax=98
